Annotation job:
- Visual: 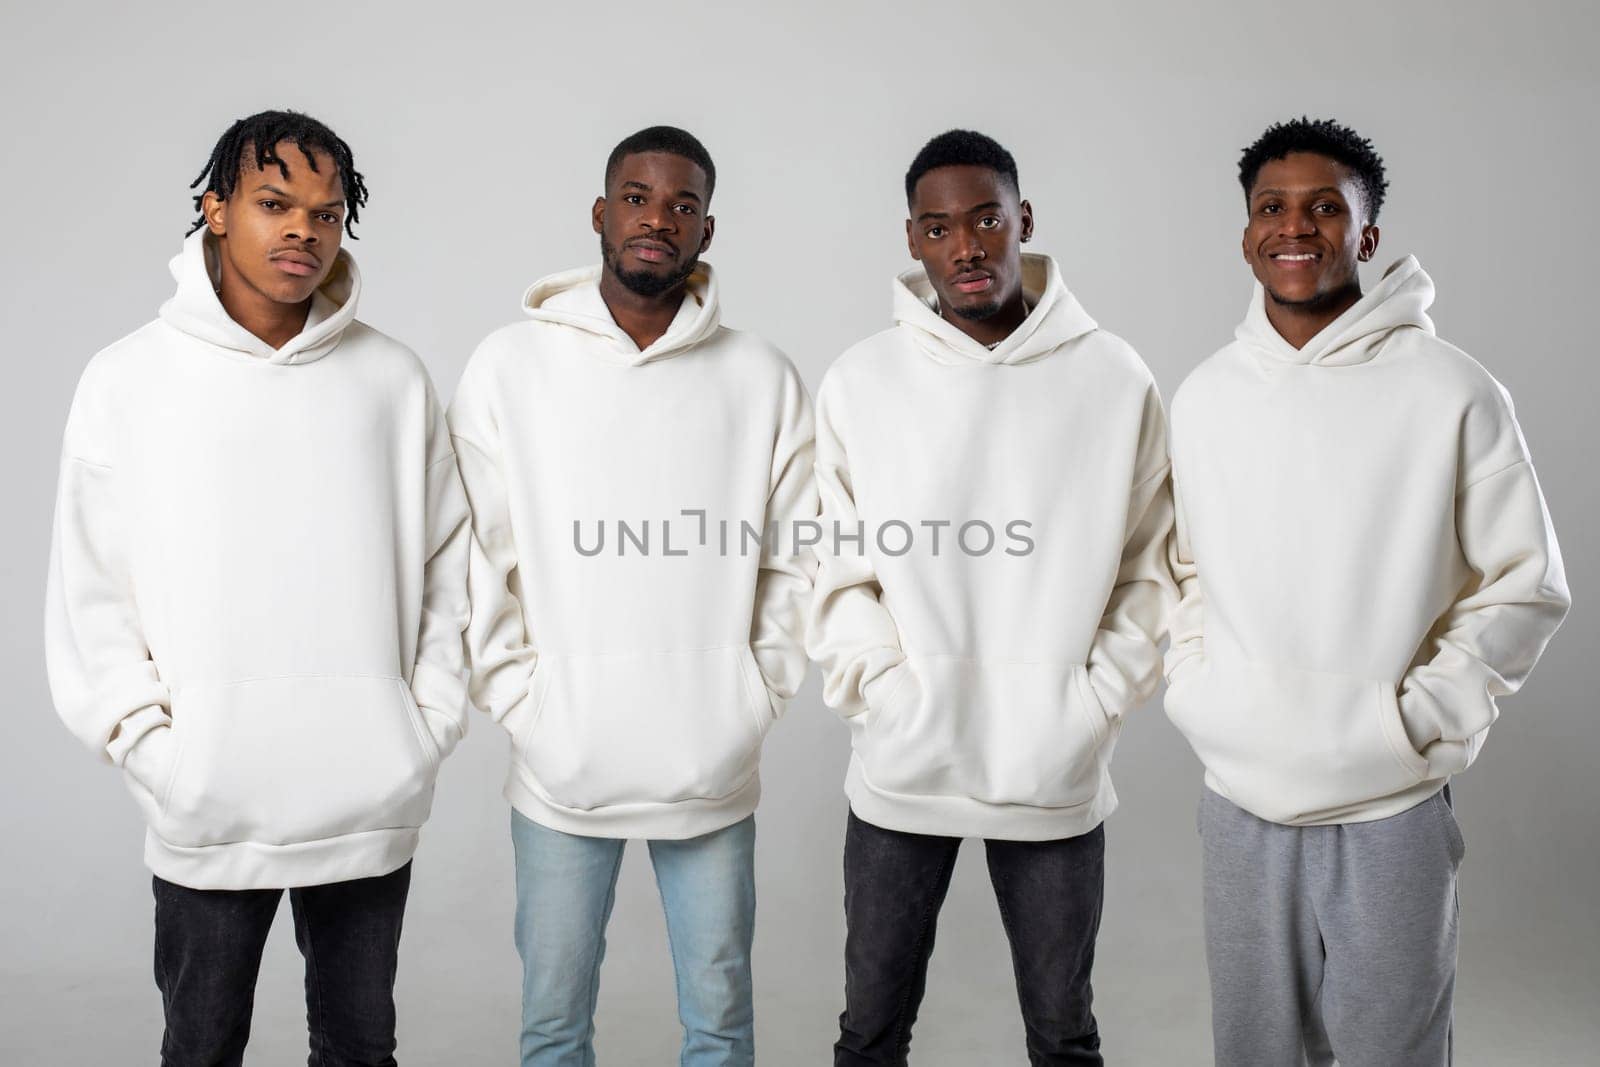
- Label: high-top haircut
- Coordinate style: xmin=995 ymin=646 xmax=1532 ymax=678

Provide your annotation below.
xmin=604 ymin=126 xmax=717 ymax=202
xmin=1238 ymin=117 xmax=1389 ymax=222
xmin=905 ymin=129 xmax=1020 ymax=206
xmin=187 ymin=110 xmax=368 ymax=238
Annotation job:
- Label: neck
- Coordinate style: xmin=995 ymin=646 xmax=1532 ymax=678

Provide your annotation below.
xmin=1264 ymin=283 xmax=1362 ymax=350
xmin=597 ymin=269 xmax=685 ymax=351
xmin=217 ymin=268 xmax=312 ymax=351
xmin=943 ymin=292 xmax=1029 ymax=348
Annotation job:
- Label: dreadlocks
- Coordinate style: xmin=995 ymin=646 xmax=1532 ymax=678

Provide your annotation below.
xmin=187 ymin=110 xmax=368 ymax=238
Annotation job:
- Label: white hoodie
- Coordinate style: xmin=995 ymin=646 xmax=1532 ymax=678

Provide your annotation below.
xmin=447 ymin=263 xmax=815 ymax=839
xmin=1165 ymin=257 xmax=1571 ymax=826
xmin=45 ymin=229 xmax=471 ymax=890
xmin=807 ymin=254 xmax=1174 ymax=841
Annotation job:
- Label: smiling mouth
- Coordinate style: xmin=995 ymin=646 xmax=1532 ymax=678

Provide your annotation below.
xmin=1269 ymin=252 xmax=1321 ymax=263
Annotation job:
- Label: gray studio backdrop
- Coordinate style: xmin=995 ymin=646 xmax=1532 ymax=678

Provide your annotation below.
xmin=2 ymin=2 xmax=1596 ymax=1063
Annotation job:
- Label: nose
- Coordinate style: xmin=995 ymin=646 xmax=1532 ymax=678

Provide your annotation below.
xmin=282 ymin=209 xmax=318 ymax=245
xmin=953 ymin=224 xmax=985 ymax=264
xmin=1276 ymin=205 xmax=1317 ymax=237
xmin=640 ymin=201 xmax=674 ymax=234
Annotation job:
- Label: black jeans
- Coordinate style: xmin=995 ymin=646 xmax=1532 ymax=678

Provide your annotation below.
xmin=152 ymin=861 xmax=411 ymax=1067
xmin=835 ymin=813 xmax=1105 ymax=1067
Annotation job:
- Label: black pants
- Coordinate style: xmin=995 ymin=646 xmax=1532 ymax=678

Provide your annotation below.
xmin=835 ymin=813 xmax=1104 ymax=1067
xmin=152 ymin=862 xmax=411 ymax=1067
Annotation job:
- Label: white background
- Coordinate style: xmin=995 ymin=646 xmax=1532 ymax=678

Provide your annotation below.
xmin=2 ymin=1 xmax=1596 ymax=1062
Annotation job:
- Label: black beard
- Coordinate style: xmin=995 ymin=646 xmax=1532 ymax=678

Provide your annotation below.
xmin=951 ymin=299 xmax=1003 ymax=321
xmin=601 ymin=234 xmax=698 ymax=297
xmin=1265 ymin=278 xmax=1361 ymax=313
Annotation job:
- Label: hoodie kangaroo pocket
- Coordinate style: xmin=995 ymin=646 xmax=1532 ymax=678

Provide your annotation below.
xmin=521 ymin=646 xmax=770 ymax=811
xmin=857 ymin=657 xmax=1106 ymax=809
xmin=157 ymin=675 xmax=439 ymax=849
xmin=1164 ymin=658 xmax=1429 ymax=823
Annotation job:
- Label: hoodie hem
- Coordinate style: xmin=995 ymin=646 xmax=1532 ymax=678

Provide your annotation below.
xmin=1203 ymin=770 xmax=1447 ymax=827
xmin=504 ymin=772 xmax=761 ymax=841
xmin=843 ymin=760 xmax=1115 ymax=842
xmin=144 ymin=826 xmax=420 ymax=891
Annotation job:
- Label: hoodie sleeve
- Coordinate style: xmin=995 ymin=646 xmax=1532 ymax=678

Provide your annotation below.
xmin=410 ymin=386 xmax=472 ymax=761
xmin=45 ymin=358 xmax=173 ymax=770
xmin=1164 ymin=471 xmax=1205 ymax=682
xmin=1396 ymin=381 xmax=1571 ymax=777
xmin=806 ymin=374 xmax=906 ymax=718
xmin=748 ymin=361 xmax=818 ymax=713
xmin=448 ymin=350 xmax=538 ymax=724
xmin=1086 ymin=382 xmax=1177 ymax=718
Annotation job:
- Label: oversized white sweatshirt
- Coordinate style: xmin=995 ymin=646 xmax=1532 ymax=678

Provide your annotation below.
xmin=807 ymin=254 xmax=1175 ymax=840
xmin=45 ymin=229 xmax=471 ymax=890
xmin=447 ymin=263 xmax=815 ymax=840
xmin=1165 ymin=256 xmax=1571 ymax=826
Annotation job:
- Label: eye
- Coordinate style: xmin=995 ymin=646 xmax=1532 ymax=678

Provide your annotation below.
xmin=674 ymin=203 xmax=697 ymax=215
xmin=1314 ymin=202 xmax=1341 ymax=215
xmin=926 ymin=225 xmax=946 ymax=238
xmin=1259 ymin=203 xmax=1281 ymax=215
xmin=976 ymin=215 xmax=1001 ymax=230
xmin=259 ymin=199 xmax=281 ymax=211
xmin=317 ymin=212 xmax=340 ymax=224
xmin=625 ymin=194 xmax=645 ymax=205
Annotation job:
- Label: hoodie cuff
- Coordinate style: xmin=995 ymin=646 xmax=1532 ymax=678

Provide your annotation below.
xmin=106 ymin=704 xmax=172 ymax=767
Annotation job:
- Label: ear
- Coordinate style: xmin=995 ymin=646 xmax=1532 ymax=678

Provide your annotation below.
xmin=1019 ymin=199 xmax=1034 ymax=244
xmin=1357 ymin=223 xmax=1380 ymax=263
xmin=905 ymin=217 xmax=921 ymax=262
xmin=591 ymin=196 xmax=606 ymax=236
xmin=1241 ymin=226 xmax=1252 ymax=266
xmin=202 ymin=189 xmax=228 ymax=236
xmin=699 ymin=214 xmax=715 ymax=254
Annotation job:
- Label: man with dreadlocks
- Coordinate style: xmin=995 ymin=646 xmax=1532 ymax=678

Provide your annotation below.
xmin=45 ymin=109 xmax=471 ymax=1065
xmin=1163 ymin=117 xmax=1570 ymax=1064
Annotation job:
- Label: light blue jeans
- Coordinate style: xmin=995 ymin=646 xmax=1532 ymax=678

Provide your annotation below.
xmin=510 ymin=810 xmax=756 ymax=1067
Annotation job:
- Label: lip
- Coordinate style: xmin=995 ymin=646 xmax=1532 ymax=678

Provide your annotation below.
xmin=270 ymin=250 xmax=322 ymax=277
xmin=951 ymin=270 xmax=994 ymax=294
xmin=628 ymin=239 xmax=676 ymax=264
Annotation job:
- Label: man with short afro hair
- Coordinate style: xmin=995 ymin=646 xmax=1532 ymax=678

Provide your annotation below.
xmin=1163 ymin=117 xmax=1569 ymax=1065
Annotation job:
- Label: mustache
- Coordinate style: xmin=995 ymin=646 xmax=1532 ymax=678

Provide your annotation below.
xmin=626 ymin=234 xmax=680 ymax=255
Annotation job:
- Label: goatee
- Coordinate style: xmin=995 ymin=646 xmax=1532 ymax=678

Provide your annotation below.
xmin=602 ymin=235 xmax=699 ymax=298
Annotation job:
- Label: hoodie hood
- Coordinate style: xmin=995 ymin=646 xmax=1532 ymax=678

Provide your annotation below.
xmin=1237 ymin=255 xmax=1435 ymax=368
xmin=892 ymin=253 xmax=1098 ymax=367
xmin=158 ymin=227 xmax=361 ymax=366
xmin=522 ymin=262 xmax=721 ymax=366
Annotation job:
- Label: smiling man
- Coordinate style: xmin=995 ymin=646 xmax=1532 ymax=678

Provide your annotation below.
xmin=448 ymin=125 xmax=814 ymax=1067
xmin=808 ymin=129 xmax=1174 ymax=1066
xmin=46 ymin=110 xmax=470 ymax=1065
xmin=1164 ymin=118 xmax=1570 ymax=1065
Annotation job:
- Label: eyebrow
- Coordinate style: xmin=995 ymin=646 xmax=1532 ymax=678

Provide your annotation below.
xmin=1253 ymin=186 xmax=1345 ymax=199
xmin=621 ymin=179 xmax=702 ymax=204
xmin=916 ymin=201 xmax=1004 ymax=223
xmin=250 ymin=183 xmax=344 ymax=209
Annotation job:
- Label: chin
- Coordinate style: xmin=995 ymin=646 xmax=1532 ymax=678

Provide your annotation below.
xmin=949 ymin=297 xmax=1003 ymax=322
xmin=256 ymin=274 xmax=321 ymax=303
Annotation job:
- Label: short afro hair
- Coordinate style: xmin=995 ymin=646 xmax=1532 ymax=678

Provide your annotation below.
xmin=604 ymin=125 xmax=716 ymax=202
xmin=1238 ymin=117 xmax=1389 ymax=222
xmin=188 ymin=109 xmax=367 ymax=238
xmin=905 ymin=129 xmax=1019 ymax=206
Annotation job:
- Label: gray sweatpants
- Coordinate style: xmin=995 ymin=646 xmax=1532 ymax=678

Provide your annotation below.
xmin=1199 ymin=785 xmax=1463 ymax=1067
